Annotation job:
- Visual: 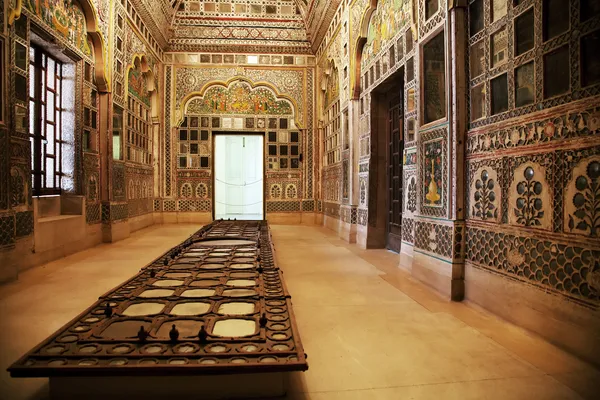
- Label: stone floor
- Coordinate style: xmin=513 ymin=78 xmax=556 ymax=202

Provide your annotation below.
xmin=0 ymin=224 xmax=599 ymax=399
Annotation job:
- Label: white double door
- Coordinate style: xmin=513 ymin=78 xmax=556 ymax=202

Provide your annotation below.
xmin=214 ymin=135 xmax=264 ymax=220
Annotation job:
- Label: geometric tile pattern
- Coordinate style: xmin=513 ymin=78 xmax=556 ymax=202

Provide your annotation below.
xmin=128 ymin=199 xmax=154 ymax=218
xmin=164 ymin=200 xmax=177 ymax=212
xmin=401 ymin=217 xmax=414 ymax=244
xmin=86 ymin=204 xmax=102 ymax=225
xmin=357 ymin=209 xmax=368 ymax=226
xmin=466 ymin=226 xmax=600 ymax=305
xmin=350 ymin=207 xmax=357 ymax=224
xmin=101 ymin=204 xmax=110 ymax=223
xmin=0 ymin=215 xmax=15 ymax=246
xmin=266 ymin=201 xmax=301 ymax=213
xmin=340 ymin=205 xmax=358 ymax=224
xmin=111 ymin=204 xmax=130 ymax=221
xmin=323 ymin=202 xmax=341 ymax=218
xmin=178 ymin=199 xmax=211 ymax=212
xmin=414 ymin=220 xmax=453 ymax=260
xmin=102 ymin=204 xmax=130 ymax=223
xmin=15 ymin=211 xmax=33 ymax=237
xmin=301 ymin=200 xmax=315 ymax=212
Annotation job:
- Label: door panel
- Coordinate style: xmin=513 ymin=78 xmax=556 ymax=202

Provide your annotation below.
xmin=242 ymin=136 xmax=263 ymax=217
xmin=387 ymin=94 xmax=403 ymax=252
xmin=215 ymin=135 xmax=264 ymax=220
xmin=225 ymin=136 xmax=244 ymax=216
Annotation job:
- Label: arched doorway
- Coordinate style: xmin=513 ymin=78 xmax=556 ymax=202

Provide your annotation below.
xmin=178 ymin=79 xmax=302 ymax=221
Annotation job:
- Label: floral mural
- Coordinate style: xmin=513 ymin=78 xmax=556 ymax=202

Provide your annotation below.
xmin=471 ymin=169 xmax=498 ymax=221
xmin=24 ymin=0 xmax=91 ymax=56
xmin=567 ymin=159 xmax=600 ymax=238
xmin=187 ymin=82 xmax=293 ymax=115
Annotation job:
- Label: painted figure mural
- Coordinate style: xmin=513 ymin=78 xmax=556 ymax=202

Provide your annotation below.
xmin=362 ymin=0 xmax=411 ymax=64
xmin=128 ymin=67 xmax=151 ymax=107
xmin=187 ymin=82 xmax=293 ymax=115
xmin=24 ymin=0 xmax=91 ymax=56
xmin=323 ymin=62 xmax=340 ymax=109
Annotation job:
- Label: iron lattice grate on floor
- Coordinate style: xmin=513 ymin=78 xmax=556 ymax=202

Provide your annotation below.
xmin=8 ymin=220 xmax=308 ymax=377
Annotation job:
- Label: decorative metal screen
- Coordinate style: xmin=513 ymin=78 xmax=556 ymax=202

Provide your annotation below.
xmin=9 ymin=220 xmax=308 ymax=377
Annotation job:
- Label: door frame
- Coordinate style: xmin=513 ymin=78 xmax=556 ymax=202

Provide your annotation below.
xmin=366 ymin=67 xmax=405 ymax=249
xmin=211 ymin=131 xmax=266 ymax=221
xmin=385 ymin=93 xmax=404 ymax=253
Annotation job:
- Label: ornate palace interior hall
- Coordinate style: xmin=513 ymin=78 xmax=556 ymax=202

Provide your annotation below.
xmin=1 ymin=0 xmax=600 ymax=398
xmin=0 ymin=224 xmax=598 ymax=399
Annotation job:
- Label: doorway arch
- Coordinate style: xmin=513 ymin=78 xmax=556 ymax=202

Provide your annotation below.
xmin=177 ymin=79 xmax=304 ymax=221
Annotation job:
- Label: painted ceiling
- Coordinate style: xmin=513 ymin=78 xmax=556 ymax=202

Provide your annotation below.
xmin=129 ymin=0 xmax=341 ymax=54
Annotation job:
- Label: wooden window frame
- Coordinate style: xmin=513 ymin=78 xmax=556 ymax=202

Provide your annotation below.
xmin=29 ymin=45 xmax=65 ymax=196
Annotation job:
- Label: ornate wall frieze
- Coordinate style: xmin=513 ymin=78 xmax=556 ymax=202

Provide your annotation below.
xmin=174 ymin=67 xmax=306 ymax=127
xmin=467 ymin=103 xmax=600 ymax=157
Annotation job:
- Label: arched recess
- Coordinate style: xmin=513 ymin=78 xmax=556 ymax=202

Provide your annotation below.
xmin=351 ymin=0 xmax=378 ymax=100
xmin=124 ymin=54 xmax=158 ymax=168
xmin=320 ymin=59 xmax=340 ymax=112
xmin=178 ymin=77 xmax=301 ymax=129
xmin=177 ymin=77 xmax=304 ymax=219
xmin=319 ymin=58 xmax=342 ymax=201
xmin=351 ymin=0 xmax=416 ymax=99
xmin=9 ymin=0 xmax=110 ymax=92
xmin=126 ymin=54 xmax=159 ymax=117
xmin=77 ymin=0 xmax=110 ymax=91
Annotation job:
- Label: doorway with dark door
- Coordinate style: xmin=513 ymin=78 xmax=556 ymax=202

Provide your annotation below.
xmin=366 ymin=68 xmax=404 ymax=252
xmin=386 ymin=94 xmax=403 ymax=252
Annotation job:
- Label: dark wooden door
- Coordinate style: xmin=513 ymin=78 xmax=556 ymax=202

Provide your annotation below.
xmin=386 ymin=94 xmax=403 ymax=252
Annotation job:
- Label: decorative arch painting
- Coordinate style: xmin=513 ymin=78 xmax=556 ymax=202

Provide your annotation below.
xmin=362 ymin=0 xmax=410 ymax=66
xmin=323 ymin=61 xmax=339 ymax=110
xmin=128 ymin=66 xmax=151 ymax=107
xmin=24 ymin=0 xmax=91 ymax=56
xmin=186 ymin=82 xmax=293 ymax=116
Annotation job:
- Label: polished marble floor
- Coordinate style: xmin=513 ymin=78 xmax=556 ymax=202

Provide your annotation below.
xmin=0 ymin=224 xmax=598 ymax=399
